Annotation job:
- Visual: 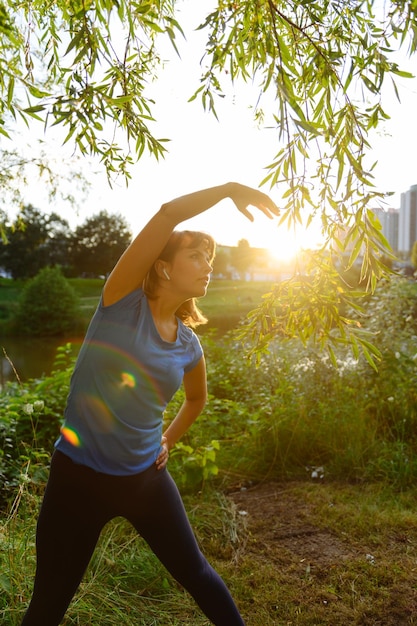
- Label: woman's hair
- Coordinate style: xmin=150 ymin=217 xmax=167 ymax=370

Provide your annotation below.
xmin=143 ymin=230 xmax=216 ymax=328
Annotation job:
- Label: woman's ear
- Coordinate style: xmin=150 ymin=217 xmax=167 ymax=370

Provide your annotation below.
xmin=155 ymin=260 xmax=170 ymax=281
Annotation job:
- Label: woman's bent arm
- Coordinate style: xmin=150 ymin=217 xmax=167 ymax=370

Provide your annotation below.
xmin=155 ymin=357 xmax=207 ymax=470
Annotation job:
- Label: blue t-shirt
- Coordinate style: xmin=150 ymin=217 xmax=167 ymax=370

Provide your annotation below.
xmin=55 ymin=288 xmax=203 ymax=475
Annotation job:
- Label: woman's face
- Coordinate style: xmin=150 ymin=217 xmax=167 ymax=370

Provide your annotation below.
xmin=167 ymin=240 xmax=213 ymax=299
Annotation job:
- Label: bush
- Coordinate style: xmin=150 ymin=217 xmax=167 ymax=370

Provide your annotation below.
xmin=0 ymin=344 xmax=75 ymax=506
xmin=14 ymin=267 xmax=81 ymax=336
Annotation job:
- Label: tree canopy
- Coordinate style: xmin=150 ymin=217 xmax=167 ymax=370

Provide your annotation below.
xmin=0 ymin=205 xmax=71 ymax=279
xmin=1 ymin=0 xmax=416 ymax=364
xmin=70 ymin=210 xmax=132 ymax=277
xmin=0 ymin=206 xmax=131 ymax=279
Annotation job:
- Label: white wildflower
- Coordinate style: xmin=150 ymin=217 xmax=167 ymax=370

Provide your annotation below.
xmin=23 ymin=403 xmax=34 ymax=415
xmin=33 ymin=400 xmax=44 ymax=411
xmin=310 ymin=466 xmax=325 ymax=480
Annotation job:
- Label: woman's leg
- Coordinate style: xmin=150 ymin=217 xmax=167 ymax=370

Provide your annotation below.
xmin=126 ymin=467 xmax=245 ymax=626
xmin=21 ymin=452 xmax=110 ymax=626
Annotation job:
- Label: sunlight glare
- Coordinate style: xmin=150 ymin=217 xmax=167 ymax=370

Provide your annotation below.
xmin=236 ymin=219 xmax=324 ymax=264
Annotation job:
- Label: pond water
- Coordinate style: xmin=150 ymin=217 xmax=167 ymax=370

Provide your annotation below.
xmin=0 ymin=335 xmax=81 ymax=387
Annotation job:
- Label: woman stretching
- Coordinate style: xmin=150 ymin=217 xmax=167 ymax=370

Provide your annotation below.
xmin=21 ymin=182 xmax=279 ymax=625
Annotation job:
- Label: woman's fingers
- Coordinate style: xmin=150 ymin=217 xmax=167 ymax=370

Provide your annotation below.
xmin=236 ymin=203 xmax=255 ymax=221
xmin=156 ymin=436 xmax=169 ymax=470
xmin=231 ymin=185 xmax=280 ymax=221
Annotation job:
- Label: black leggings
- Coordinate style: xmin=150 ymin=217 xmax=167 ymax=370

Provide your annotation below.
xmin=21 ymin=451 xmax=245 ymax=626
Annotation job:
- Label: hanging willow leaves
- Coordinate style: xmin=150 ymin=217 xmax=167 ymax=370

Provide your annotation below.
xmin=0 ymin=0 xmax=416 ymax=364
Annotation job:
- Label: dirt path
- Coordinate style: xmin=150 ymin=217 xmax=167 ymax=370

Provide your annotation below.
xmin=227 ymin=481 xmax=417 ymax=625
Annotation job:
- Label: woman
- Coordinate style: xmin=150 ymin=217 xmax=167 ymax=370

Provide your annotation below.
xmin=22 ymin=182 xmax=279 ymax=625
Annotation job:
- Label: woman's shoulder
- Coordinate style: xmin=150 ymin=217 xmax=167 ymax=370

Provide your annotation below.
xmin=177 ymin=320 xmax=203 ymax=351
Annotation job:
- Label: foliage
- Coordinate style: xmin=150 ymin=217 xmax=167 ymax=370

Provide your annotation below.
xmin=196 ymin=1 xmax=414 ymax=230
xmin=0 ymin=147 xmax=89 ymax=228
xmin=69 ymin=210 xmax=132 ymax=277
xmin=0 ymin=0 xmax=178 ymax=179
xmin=194 ymin=0 xmax=411 ymax=360
xmin=0 ymin=344 xmax=75 ymax=506
xmin=201 ymin=276 xmax=417 ymax=488
xmin=212 ymin=247 xmax=230 ymax=277
xmin=0 ymin=205 xmax=71 ymax=279
xmin=239 ymin=247 xmax=385 ymax=369
xmin=230 ymin=238 xmax=253 ymax=278
xmin=14 ymin=267 xmax=81 ymax=336
xmin=0 ymin=207 xmax=131 ymax=280
xmin=0 ymin=1 xmax=415 ymax=357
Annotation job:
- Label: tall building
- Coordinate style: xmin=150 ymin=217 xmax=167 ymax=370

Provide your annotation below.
xmin=371 ymin=207 xmax=399 ymax=253
xmin=398 ymin=184 xmax=417 ymax=254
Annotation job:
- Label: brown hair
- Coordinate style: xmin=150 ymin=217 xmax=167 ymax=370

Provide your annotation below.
xmin=143 ymin=230 xmax=216 ymax=328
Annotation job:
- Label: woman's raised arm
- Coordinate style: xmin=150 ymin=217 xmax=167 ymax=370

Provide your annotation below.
xmin=103 ymin=182 xmax=279 ymax=305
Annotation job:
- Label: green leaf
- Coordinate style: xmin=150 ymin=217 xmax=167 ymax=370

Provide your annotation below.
xmin=27 ymin=85 xmax=50 ymax=98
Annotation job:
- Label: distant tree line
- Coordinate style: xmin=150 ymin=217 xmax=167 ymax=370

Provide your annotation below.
xmin=0 ymin=205 xmax=132 ymax=280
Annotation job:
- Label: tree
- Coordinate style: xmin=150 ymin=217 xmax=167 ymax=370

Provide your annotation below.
xmin=15 ymin=266 xmax=80 ymax=336
xmin=212 ymin=247 xmax=230 ymax=278
xmin=70 ymin=211 xmax=132 ymax=277
xmin=1 ymin=1 xmax=416 ymax=364
xmin=42 ymin=214 xmax=73 ymax=272
xmin=0 ymin=205 xmax=71 ymax=279
xmin=231 ymin=239 xmax=253 ymax=279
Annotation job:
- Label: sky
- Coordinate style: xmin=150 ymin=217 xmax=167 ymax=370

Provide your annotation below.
xmin=17 ymin=0 xmax=417 ymax=260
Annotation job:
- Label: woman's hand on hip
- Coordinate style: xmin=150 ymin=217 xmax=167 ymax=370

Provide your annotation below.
xmin=156 ymin=435 xmax=169 ymax=470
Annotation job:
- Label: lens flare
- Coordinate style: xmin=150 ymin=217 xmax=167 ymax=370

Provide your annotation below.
xmin=61 ymin=426 xmax=82 ymax=447
xmin=120 ymin=371 xmax=136 ymax=388
xmin=81 ymin=395 xmax=116 ymax=433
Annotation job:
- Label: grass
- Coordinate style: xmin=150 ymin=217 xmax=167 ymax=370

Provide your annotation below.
xmin=2 ymin=479 xmax=417 ymax=625
xmin=200 ymin=280 xmax=273 ymax=334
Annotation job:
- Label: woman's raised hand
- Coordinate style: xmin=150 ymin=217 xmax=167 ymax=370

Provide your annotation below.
xmin=227 ymin=182 xmax=280 ymax=222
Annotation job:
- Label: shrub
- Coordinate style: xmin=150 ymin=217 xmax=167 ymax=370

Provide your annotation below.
xmin=14 ymin=267 xmax=81 ymax=336
xmin=0 ymin=344 xmax=75 ymax=507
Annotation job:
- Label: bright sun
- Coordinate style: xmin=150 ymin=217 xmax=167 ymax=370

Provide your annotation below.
xmin=251 ymin=222 xmax=323 ymax=263
xmin=209 ymin=212 xmax=323 ymax=264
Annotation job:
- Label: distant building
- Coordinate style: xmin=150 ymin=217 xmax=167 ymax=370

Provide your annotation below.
xmin=370 ymin=207 xmax=399 ymax=253
xmin=398 ymin=184 xmax=417 ymax=254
